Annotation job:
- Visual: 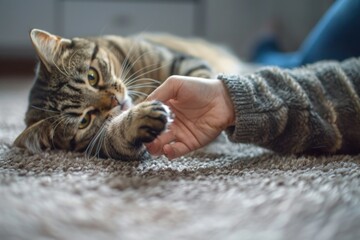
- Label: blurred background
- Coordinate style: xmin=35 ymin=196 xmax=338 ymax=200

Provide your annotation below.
xmin=0 ymin=0 xmax=333 ymax=77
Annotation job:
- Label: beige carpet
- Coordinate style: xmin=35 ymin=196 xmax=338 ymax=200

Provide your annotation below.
xmin=1 ymin=77 xmax=360 ymax=240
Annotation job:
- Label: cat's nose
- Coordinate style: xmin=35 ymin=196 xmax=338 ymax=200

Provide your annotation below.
xmin=94 ymin=93 xmax=118 ymax=111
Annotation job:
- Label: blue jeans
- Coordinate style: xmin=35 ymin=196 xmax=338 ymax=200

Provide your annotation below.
xmin=252 ymin=0 xmax=360 ymax=68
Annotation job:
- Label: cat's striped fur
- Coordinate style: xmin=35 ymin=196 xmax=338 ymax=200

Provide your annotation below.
xmin=14 ymin=29 xmax=244 ymax=160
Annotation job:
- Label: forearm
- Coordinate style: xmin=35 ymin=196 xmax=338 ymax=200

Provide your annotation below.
xmin=220 ymin=57 xmax=360 ymax=154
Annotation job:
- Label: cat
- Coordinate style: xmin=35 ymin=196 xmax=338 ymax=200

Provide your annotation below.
xmin=14 ymin=29 xmax=245 ymax=160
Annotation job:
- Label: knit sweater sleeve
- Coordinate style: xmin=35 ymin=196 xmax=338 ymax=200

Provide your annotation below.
xmin=218 ymin=57 xmax=360 ymax=154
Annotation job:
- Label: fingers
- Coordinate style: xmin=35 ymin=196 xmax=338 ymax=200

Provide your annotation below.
xmin=145 ymin=130 xmax=193 ymax=159
xmin=163 ymin=142 xmax=192 ymax=160
xmin=145 ymin=130 xmax=176 ymax=156
xmin=147 ymin=141 xmax=192 ymax=160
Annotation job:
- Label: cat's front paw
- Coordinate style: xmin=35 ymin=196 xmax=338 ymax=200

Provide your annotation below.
xmin=133 ymin=101 xmax=173 ymax=145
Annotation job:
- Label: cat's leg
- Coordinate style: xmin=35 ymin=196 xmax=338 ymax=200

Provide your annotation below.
xmin=101 ymin=101 xmax=172 ymax=160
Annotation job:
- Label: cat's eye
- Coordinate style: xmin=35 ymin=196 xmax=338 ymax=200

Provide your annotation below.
xmin=79 ymin=112 xmax=91 ymax=129
xmin=87 ymin=67 xmax=99 ymax=87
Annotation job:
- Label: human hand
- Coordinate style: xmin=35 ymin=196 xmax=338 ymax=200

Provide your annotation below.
xmin=145 ymin=75 xmax=235 ymax=159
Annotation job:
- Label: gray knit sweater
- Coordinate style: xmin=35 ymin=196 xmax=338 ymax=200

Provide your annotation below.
xmin=219 ymin=57 xmax=360 ymax=154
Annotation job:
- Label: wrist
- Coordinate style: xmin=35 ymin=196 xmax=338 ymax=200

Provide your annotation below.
xmin=218 ymin=80 xmax=236 ymax=128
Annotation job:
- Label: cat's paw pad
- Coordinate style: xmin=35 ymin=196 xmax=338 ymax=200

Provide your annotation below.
xmin=135 ymin=101 xmax=173 ymax=143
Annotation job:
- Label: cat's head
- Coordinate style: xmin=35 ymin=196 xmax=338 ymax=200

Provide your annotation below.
xmin=14 ymin=29 xmax=132 ymax=153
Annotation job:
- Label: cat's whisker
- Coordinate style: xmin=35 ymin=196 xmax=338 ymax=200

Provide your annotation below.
xmin=128 ymin=90 xmax=149 ymax=96
xmin=85 ymin=121 xmax=108 ymax=158
xmin=124 ymin=61 xmax=161 ymax=85
xmin=30 ymin=109 xmax=64 ymax=126
xmin=121 ymin=49 xmax=158 ymax=82
xmin=49 ymin=112 xmax=77 ymax=140
xmin=125 ymin=78 xmax=161 ymax=88
xmin=127 ymin=84 xmax=159 ymax=90
xmin=86 ymin=122 xmax=105 ymax=154
xmin=62 ymin=118 xmax=74 ymax=139
xmin=128 ymin=90 xmax=149 ymax=100
xmin=121 ymin=42 xmax=158 ymax=79
xmin=50 ymin=114 xmax=68 ymax=130
xmin=31 ymin=105 xmax=60 ymax=114
xmin=102 ymin=141 xmax=111 ymax=159
xmin=124 ymin=61 xmax=171 ymax=87
xmin=93 ymin=127 xmax=106 ymax=158
xmin=50 ymin=115 xmax=69 ymax=148
xmin=119 ymin=40 xmax=140 ymax=81
xmin=95 ymin=127 xmax=107 ymax=158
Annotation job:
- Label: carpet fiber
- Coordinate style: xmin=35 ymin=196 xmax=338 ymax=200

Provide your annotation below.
xmin=1 ymin=78 xmax=360 ymax=240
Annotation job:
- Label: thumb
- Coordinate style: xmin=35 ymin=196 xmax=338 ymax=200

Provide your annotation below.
xmin=147 ymin=76 xmax=181 ymax=102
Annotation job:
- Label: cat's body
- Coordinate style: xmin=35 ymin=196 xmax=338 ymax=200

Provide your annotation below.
xmin=15 ymin=29 xmax=245 ymax=160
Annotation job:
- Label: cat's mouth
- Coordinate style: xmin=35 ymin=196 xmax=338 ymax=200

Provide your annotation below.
xmin=120 ymin=99 xmax=131 ymax=111
xmin=111 ymin=95 xmax=131 ymax=112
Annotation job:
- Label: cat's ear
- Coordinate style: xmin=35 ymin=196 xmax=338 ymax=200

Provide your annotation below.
xmin=14 ymin=120 xmax=52 ymax=153
xmin=30 ymin=29 xmax=71 ymax=72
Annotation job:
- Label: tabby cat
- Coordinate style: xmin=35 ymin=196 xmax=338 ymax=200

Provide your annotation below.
xmin=14 ymin=29 xmax=243 ymax=160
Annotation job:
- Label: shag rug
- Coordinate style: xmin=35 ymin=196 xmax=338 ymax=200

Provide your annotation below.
xmin=1 ymin=78 xmax=360 ymax=240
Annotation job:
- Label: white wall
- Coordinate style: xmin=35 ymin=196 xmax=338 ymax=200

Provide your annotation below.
xmin=0 ymin=0 xmax=333 ymax=59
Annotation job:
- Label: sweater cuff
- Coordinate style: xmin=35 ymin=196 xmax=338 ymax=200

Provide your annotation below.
xmin=217 ymin=73 xmax=266 ymax=144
